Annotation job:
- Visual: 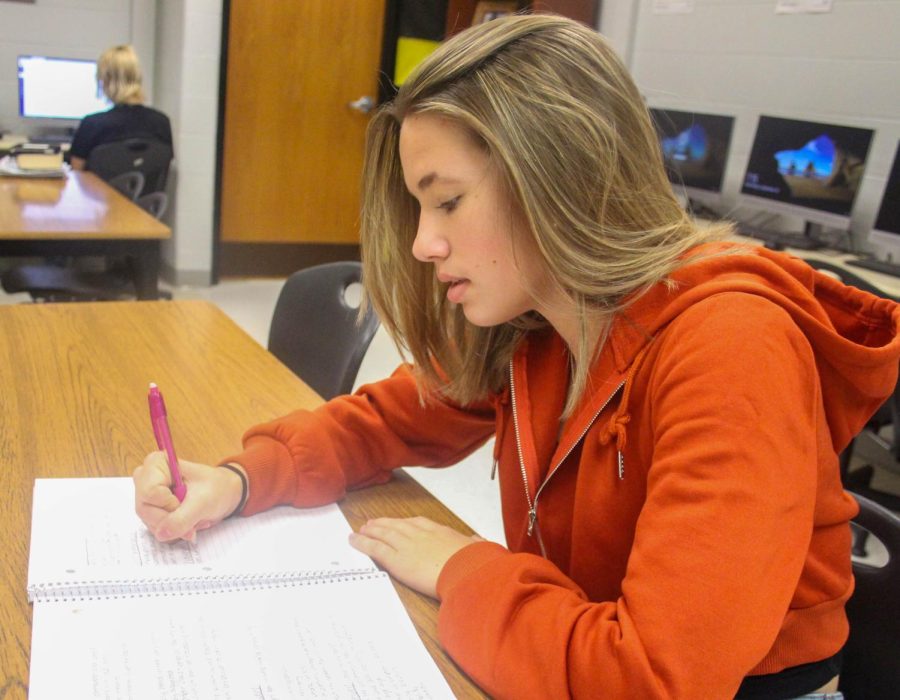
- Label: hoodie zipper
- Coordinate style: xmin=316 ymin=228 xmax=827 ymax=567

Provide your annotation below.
xmin=509 ymin=361 xmax=626 ymax=557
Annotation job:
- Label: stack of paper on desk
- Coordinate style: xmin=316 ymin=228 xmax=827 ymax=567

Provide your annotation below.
xmin=0 ymin=154 xmax=65 ymax=178
xmin=28 ymin=477 xmax=454 ymax=699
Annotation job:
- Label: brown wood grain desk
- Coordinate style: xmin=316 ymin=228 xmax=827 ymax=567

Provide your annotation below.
xmin=0 ymin=170 xmax=171 ymax=300
xmin=0 ymin=300 xmax=486 ymax=700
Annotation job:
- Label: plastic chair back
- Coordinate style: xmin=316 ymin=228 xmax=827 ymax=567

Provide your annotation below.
xmin=268 ymin=262 xmax=380 ymax=400
xmin=107 ymin=171 xmax=144 ymax=201
xmin=86 ymin=138 xmax=173 ymax=194
xmin=839 ymin=492 xmax=900 ymax=699
xmin=136 ymin=192 xmax=168 ymax=220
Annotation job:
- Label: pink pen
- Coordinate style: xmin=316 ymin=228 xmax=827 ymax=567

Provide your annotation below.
xmin=148 ymin=382 xmax=187 ymax=502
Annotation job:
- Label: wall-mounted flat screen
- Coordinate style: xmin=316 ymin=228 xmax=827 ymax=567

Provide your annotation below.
xmin=18 ymin=55 xmax=109 ymax=121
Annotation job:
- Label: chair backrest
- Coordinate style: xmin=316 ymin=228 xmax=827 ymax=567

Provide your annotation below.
xmin=136 ymin=191 xmax=168 ymax=220
xmin=268 ymin=261 xmax=380 ymax=400
xmin=86 ymin=138 xmax=173 ymax=194
xmin=107 ymin=171 xmax=144 ymax=201
xmin=839 ymin=491 xmax=900 ymax=699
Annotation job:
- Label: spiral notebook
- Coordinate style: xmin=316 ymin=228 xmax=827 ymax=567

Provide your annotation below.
xmin=27 ymin=477 xmax=454 ymax=699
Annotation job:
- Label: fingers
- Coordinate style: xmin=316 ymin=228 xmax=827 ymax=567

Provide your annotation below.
xmin=133 ymin=452 xmax=209 ymax=542
xmin=351 ymin=517 xmax=430 ymax=560
xmin=134 ymin=452 xmax=182 ymax=535
xmin=134 ymin=453 xmax=246 ymax=544
xmin=348 ymin=517 xmax=477 ymax=599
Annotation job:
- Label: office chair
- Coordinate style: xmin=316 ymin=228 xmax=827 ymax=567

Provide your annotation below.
xmin=268 ymin=262 xmax=380 ymax=400
xmin=107 ymin=170 xmax=145 ymax=201
xmin=805 ymin=259 xmax=900 ymax=551
xmin=838 ymin=491 xmax=900 ymax=699
xmin=136 ymin=191 xmax=168 ymax=219
xmin=86 ymin=137 xmax=173 ymax=194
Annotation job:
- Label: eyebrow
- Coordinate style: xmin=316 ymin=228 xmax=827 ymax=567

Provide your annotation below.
xmin=416 ymin=172 xmax=462 ymax=192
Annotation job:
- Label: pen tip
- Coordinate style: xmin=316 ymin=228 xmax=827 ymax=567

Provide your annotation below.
xmin=149 ymin=382 xmax=157 ymax=389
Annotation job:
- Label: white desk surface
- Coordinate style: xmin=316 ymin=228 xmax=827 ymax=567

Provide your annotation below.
xmin=733 ymin=233 xmax=900 ymax=300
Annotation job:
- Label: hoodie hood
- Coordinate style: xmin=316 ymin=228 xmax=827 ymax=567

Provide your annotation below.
xmin=600 ymin=243 xmax=900 ymax=456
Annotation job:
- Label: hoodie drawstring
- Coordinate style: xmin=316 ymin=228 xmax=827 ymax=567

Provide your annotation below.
xmin=599 ymin=343 xmax=652 ymax=479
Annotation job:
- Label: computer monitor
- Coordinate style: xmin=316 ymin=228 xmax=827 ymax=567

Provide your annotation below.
xmin=649 ymin=107 xmax=735 ymax=213
xmin=739 ymin=115 xmax=874 ymax=249
xmin=845 ymin=141 xmax=900 ymax=278
xmin=17 ymin=55 xmax=109 ymax=121
xmin=872 ymin=142 xmax=900 ymax=242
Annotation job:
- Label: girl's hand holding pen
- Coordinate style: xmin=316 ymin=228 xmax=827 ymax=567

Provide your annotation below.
xmin=133 ymin=452 xmax=246 ymax=543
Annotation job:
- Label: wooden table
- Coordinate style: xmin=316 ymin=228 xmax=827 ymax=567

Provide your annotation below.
xmin=0 ymin=170 xmax=170 ymax=299
xmin=0 ymin=300 xmax=486 ymax=699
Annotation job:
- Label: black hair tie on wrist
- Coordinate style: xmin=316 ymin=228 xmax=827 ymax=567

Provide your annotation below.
xmin=219 ymin=463 xmax=248 ymax=518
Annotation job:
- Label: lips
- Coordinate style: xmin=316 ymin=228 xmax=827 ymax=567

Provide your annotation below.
xmin=438 ymin=275 xmax=469 ymax=304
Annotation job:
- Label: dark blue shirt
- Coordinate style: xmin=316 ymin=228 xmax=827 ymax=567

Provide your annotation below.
xmin=69 ymin=104 xmax=173 ymax=160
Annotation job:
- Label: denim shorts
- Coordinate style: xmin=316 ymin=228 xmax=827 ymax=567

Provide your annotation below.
xmin=788 ymin=693 xmax=843 ymax=700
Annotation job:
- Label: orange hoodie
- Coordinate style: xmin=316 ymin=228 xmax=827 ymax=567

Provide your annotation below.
xmin=227 ymin=244 xmax=900 ymax=699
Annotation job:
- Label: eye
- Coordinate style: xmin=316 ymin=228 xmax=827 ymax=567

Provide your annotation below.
xmin=437 ymin=196 xmax=461 ymax=213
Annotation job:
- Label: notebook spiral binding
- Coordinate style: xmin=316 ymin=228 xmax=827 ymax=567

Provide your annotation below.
xmin=29 ymin=568 xmax=384 ymax=603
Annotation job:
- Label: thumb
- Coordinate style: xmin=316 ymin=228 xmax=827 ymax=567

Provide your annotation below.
xmin=155 ymin=492 xmax=209 ymax=542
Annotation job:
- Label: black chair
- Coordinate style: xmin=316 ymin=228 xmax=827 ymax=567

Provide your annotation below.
xmin=107 ymin=171 xmax=145 ymax=200
xmin=806 ymin=259 xmax=900 ymax=528
xmin=86 ymin=137 xmax=173 ymax=194
xmin=268 ymin=262 xmax=380 ymax=400
xmin=839 ymin=491 xmax=900 ymax=699
xmin=136 ymin=191 xmax=168 ymax=219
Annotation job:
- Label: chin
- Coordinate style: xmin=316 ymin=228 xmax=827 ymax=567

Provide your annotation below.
xmin=462 ymin=307 xmax=516 ymax=328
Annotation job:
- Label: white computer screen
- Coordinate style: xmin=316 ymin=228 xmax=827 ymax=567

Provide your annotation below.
xmin=18 ymin=55 xmax=110 ymax=120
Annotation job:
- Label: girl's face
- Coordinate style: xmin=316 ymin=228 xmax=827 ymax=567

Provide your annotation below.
xmin=399 ymin=113 xmax=554 ymax=328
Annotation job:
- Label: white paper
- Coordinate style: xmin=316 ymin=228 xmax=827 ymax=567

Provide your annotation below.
xmin=29 ymin=477 xmax=454 ymax=698
xmin=653 ymin=0 xmax=695 ymax=14
xmin=28 ymin=477 xmax=374 ymax=598
xmin=776 ymin=0 xmax=832 ymax=14
xmin=30 ymin=575 xmax=454 ymax=699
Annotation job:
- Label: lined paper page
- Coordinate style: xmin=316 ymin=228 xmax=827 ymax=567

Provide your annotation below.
xmin=28 ymin=477 xmax=374 ymax=598
xmin=29 ymin=574 xmax=454 ymax=700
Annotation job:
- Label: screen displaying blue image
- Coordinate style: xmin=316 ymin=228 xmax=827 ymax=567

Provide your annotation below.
xmin=649 ymin=108 xmax=735 ymax=193
xmin=741 ymin=115 xmax=874 ymax=217
xmin=18 ymin=55 xmax=109 ymax=120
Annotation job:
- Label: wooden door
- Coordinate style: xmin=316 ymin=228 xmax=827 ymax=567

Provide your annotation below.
xmin=219 ymin=1 xmax=385 ymax=247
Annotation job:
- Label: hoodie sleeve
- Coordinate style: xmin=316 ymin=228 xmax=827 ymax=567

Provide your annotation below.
xmin=436 ymin=293 xmax=840 ymax=699
xmin=224 ymin=364 xmax=497 ymax=514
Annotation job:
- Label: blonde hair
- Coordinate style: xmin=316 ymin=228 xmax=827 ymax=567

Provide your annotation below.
xmin=361 ymin=14 xmax=733 ymax=412
xmin=97 ymin=45 xmax=144 ymax=105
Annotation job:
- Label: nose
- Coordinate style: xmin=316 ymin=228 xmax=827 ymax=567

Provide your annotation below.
xmin=411 ymin=213 xmax=450 ymax=263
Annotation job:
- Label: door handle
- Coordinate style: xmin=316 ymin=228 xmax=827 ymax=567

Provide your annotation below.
xmin=348 ymin=96 xmax=375 ymax=114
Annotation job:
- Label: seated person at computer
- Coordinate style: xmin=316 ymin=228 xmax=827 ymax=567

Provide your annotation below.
xmin=68 ymin=45 xmax=172 ymax=171
xmin=133 ymin=15 xmax=900 ymax=700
